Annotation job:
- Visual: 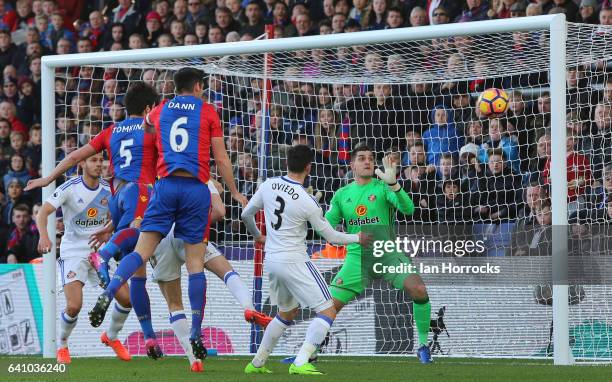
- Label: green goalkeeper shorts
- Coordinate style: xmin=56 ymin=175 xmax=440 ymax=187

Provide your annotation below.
xmin=330 ymin=253 xmax=417 ymax=304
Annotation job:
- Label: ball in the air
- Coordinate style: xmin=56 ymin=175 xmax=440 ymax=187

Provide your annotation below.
xmin=477 ymin=88 xmax=509 ymax=118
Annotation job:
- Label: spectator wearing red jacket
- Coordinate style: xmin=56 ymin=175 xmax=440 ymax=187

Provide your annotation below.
xmin=0 ymin=101 xmax=27 ymax=139
xmin=79 ymin=10 xmax=106 ymax=51
xmin=13 ymin=0 xmax=35 ymax=33
xmin=0 ymin=0 xmax=17 ymax=32
xmin=4 ymin=203 xmax=38 ymax=263
xmin=542 ymin=128 xmax=592 ymax=204
xmin=55 ymin=0 xmax=84 ymax=27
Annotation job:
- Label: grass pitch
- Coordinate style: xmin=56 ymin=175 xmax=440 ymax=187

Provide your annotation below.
xmin=1 ymin=355 xmax=611 ymax=382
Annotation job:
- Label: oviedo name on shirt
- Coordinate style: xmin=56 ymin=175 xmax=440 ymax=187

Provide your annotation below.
xmin=271 ymin=182 xmax=300 ymax=200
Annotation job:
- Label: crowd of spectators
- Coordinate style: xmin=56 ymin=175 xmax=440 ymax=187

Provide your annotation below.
xmin=0 ymin=0 xmax=611 ymax=262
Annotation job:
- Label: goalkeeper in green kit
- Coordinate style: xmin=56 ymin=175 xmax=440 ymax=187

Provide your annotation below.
xmin=325 ymin=144 xmax=433 ymax=363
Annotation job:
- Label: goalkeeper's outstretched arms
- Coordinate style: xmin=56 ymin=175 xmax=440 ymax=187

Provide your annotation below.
xmin=376 ymin=154 xmax=415 ymax=216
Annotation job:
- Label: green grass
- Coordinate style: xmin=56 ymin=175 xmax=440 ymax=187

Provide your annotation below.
xmin=0 ymin=355 xmax=611 ymax=382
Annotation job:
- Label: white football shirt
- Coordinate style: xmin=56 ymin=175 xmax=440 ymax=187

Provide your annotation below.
xmin=47 ymin=176 xmax=111 ymax=258
xmin=243 ymin=176 xmax=358 ymax=262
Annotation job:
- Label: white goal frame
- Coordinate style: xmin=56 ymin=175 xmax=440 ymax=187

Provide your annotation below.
xmin=40 ymin=14 xmax=570 ymax=364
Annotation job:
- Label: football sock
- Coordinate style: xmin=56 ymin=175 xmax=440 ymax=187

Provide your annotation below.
xmin=224 ymin=271 xmax=254 ymax=310
xmin=252 ymin=315 xmax=292 ymax=368
xmin=105 ymin=252 xmax=143 ymax=299
xmin=188 ymin=272 xmax=207 ymax=340
xmin=413 ymin=298 xmax=431 ymax=347
xmin=130 ymin=277 xmax=156 ymax=340
xmin=99 ymin=228 xmax=140 ymax=262
xmin=59 ymin=311 xmax=77 ymax=347
xmin=107 ymin=303 xmax=131 ymax=340
xmin=170 ymin=311 xmax=196 ymax=364
xmin=294 ymin=314 xmax=333 ymax=367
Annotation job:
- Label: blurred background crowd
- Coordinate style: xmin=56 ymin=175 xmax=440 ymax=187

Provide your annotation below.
xmin=0 ymin=0 xmax=610 ymax=262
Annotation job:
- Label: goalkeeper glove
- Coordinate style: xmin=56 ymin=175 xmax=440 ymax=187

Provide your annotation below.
xmin=306 ymin=186 xmax=323 ymax=202
xmin=374 ymin=155 xmax=401 ymax=192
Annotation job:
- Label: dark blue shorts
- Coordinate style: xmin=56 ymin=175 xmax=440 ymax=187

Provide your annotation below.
xmin=140 ymin=176 xmax=211 ymax=244
xmin=109 ymin=182 xmax=152 ymax=231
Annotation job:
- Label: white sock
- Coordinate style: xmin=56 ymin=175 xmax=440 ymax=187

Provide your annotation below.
xmin=170 ymin=310 xmax=196 ymax=364
xmin=252 ymin=315 xmax=291 ymax=368
xmin=224 ymin=271 xmax=254 ymax=310
xmin=59 ymin=311 xmax=77 ymax=348
xmin=107 ymin=303 xmax=131 ymax=340
xmin=294 ymin=314 xmax=333 ymax=367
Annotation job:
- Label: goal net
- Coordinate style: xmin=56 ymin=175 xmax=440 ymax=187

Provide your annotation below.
xmin=46 ymin=17 xmax=612 ymax=362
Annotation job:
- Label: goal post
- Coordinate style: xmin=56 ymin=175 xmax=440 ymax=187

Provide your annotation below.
xmin=41 ymin=14 xmax=576 ymax=363
xmin=548 ymin=15 xmax=570 ymax=366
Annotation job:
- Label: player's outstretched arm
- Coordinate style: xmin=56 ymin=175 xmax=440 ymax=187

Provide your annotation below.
xmin=211 ymin=137 xmax=247 ymax=206
xmin=36 ymin=202 xmax=57 ymax=254
xmin=307 ymin=205 xmax=362 ymax=245
xmin=24 ymin=144 xmax=98 ymax=191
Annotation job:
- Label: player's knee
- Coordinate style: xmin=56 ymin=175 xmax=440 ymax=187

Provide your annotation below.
xmin=65 ymin=304 xmax=81 ymax=317
xmin=134 ymin=265 xmax=147 ymax=277
xmin=278 ymin=308 xmax=299 ymax=321
xmin=405 ymin=281 xmax=428 ymax=300
xmin=318 ymin=305 xmax=337 ymax=321
xmin=115 ymin=292 xmax=132 ymax=309
xmin=332 ymin=298 xmax=345 ymax=312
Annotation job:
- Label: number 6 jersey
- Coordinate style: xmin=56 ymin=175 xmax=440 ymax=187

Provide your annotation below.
xmin=89 ymin=117 xmax=158 ymax=188
xmin=145 ymin=96 xmax=222 ymax=184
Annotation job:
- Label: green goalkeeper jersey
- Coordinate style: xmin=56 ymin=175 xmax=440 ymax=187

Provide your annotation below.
xmin=325 ymin=178 xmax=415 ymax=257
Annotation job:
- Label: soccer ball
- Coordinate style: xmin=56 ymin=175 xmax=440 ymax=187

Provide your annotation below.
xmin=477 ymin=88 xmax=509 ymax=118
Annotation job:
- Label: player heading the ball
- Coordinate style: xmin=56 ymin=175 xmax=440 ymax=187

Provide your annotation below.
xmin=241 ymin=144 xmax=371 ymax=375
xmin=90 ymin=67 xmax=247 ymax=361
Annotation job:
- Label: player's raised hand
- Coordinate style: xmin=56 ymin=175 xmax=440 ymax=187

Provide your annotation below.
xmin=89 ymin=224 xmax=113 ymax=249
xmin=38 ymin=236 xmax=53 ymax=254
xmin=255 ymin=235 xmax=266 ymax=245
xmin=24 ymin=177 xmax=51 ymax=192
xmin=375 ymin=156 xmax=401 ymax=191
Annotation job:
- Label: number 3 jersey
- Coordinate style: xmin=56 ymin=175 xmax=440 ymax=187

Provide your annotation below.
xmin=89 ymin=117 xmax=158 ymax=188
xmin=46 ymin=176 xmax=112 ymax=259
xmin=145 ymin=96 xmax=222 ymax=184
xmin=243 ymin=176 xmax=349 ymax=263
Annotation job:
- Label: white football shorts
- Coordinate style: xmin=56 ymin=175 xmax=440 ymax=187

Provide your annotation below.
xmin=150 ymin=237 xmax=223 ymax=283
xmin=265 ymin=259 xmax=333 ymax=313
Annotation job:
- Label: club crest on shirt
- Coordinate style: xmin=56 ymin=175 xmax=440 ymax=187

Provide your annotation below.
xmin=335 ymin=277 xmax=343 ymax=285
xmin=368 ymin=194 xmax=376 ymax=202
xmin=356 ymin=204 xmax=367 ymax=216
xmin=87 ymin=208 xmax=98 ymax=218
xmin=100 ymin=197 xmax=108 ymax=206
xmin=140 ymin=195 xmax=148 ymax=203
xmin=66 ymin=271 xmax=76 ymax=279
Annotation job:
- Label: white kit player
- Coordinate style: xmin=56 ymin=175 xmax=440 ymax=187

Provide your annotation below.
xmin=148 ymin=179 xmax=273 ymax=372
xmin=241 ymin=145 xmax=370 ymax=375
xmin=36 ymin=153 xmax=133 ymax=364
